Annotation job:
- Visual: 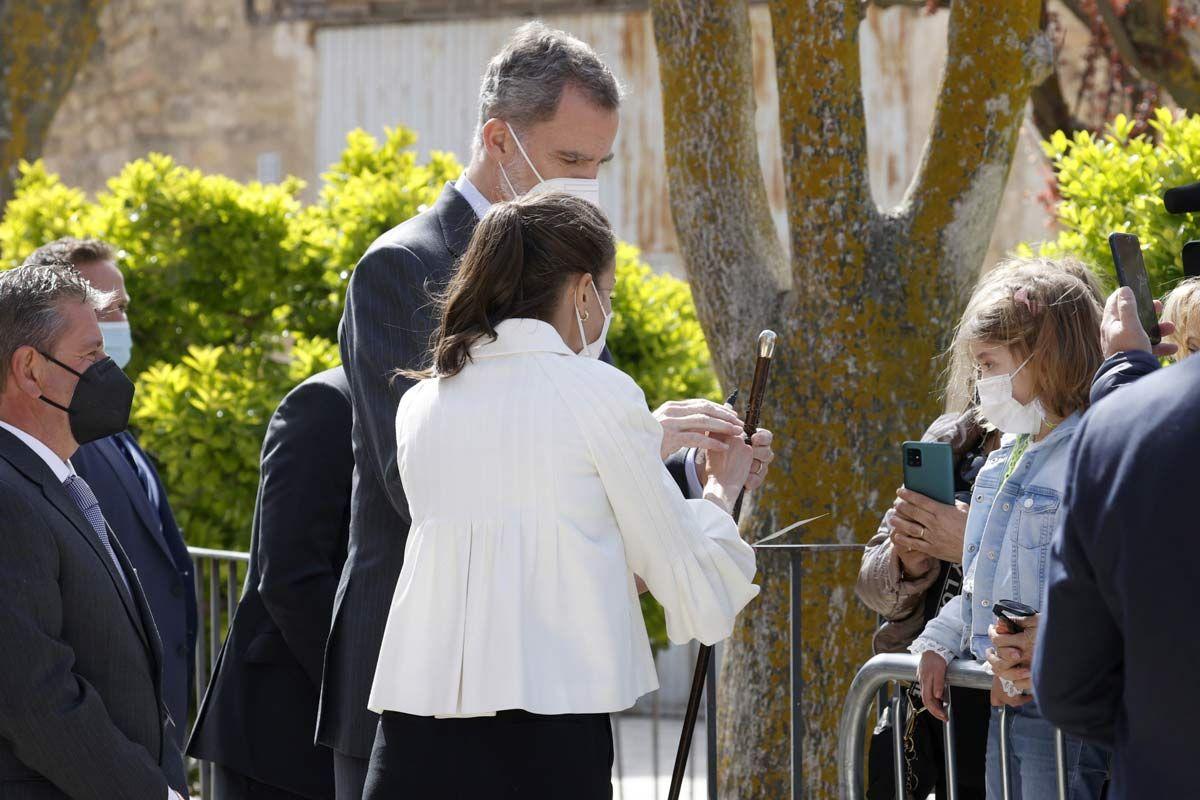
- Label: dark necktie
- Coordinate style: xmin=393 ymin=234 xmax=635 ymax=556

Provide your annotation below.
xmin=62 ymin=473 xmax=131 ymax=595
xmin=115 ymin=434 xmax=159 ymax=511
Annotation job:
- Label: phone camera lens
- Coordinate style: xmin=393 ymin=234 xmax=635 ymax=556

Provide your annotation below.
xmin=906 ymin=449 xmax=922 ymax=467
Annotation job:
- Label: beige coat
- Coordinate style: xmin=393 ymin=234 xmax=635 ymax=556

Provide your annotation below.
xmin=854 ymin=411 xmax=998 ymax=654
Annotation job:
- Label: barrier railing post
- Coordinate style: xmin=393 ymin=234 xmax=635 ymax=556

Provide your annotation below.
xmin=942 ymin=689 xmax=957 ymax=800
xmin=1054 ymin=727 xmax=1068 ymax=800
xmin=999 ymin=705 xmax=1013 ymax=800
xmin=789 ymin=548 xmax=803 ymax=800
xmin=890 ymin=692 xmax=904 ymax=800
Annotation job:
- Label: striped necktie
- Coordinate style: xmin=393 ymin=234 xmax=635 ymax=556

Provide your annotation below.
xmin=62 ymin=473 xmax=131 ymax=595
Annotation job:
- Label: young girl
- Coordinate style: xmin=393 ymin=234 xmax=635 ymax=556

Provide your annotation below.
xmin=1162 ymin=276 xmax=1200 ymax=360
xmin=910 ymin=261 xmax=1109 ymax=799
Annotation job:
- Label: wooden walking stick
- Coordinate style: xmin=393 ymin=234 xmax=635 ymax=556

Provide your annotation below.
xmin=667 ymin=330 xmax=777 ymax=800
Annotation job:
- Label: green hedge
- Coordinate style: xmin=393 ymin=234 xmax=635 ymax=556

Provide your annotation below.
xmin=1021 ymin=108 xmax=1200 ymax=294
xmin=1 ymin=127 xmax=719 ymax=649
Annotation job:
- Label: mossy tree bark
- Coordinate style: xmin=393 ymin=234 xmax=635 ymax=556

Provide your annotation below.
xmin=0 ymin=0 xmax=107 ymax=206
xmin=650 ymin=1 xmax=1051 ymax=796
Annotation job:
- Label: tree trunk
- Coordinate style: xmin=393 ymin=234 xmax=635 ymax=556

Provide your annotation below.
xmin=650 ymin=1 xmax=1050 ymax=796
xmin=0 ymin=0 xmax=107 ymax=207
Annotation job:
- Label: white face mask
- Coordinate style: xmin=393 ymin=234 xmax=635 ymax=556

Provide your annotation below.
xmin=976 ymin=354 xmax=1045 ymax=435
xmin=499 ymin=123 xmax=602 ymax=209
xmin=574 ymin=280 xmax=613 ymax=359
xmin=99 ymin=320 xmax=134 ymax=369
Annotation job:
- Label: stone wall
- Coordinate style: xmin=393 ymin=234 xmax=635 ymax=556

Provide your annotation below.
xmin=42 ymin=0 xmax=316 ymax=195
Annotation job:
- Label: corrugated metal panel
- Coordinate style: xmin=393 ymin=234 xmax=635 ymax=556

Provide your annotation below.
xmin=316 ymin=6 xmax=1050 ymax=277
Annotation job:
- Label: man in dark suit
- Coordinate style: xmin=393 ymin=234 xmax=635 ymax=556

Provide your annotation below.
xmin=1033 ymin=288 xmax=1193 ymax=798
xmin=25 ymin=237 xmax=198 ymax=748
xmin=189 ymin=366 xmax=352 ymax=800
xmin=0 ymin=262 xmax=187 ymax=799
xmin=319 ymin=22 xmax=775 ymax=797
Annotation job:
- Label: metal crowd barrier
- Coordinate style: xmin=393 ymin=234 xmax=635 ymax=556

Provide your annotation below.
xmin=189 ymin=546 xmax=250 ymax=800
xmin=836 ymin=652 xmax=1068 ymax=800
xmin=753 ymin=541 xmax=867 ymax=800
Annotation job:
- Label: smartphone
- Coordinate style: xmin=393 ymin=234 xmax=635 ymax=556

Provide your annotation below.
xmin=901 ymin=441 xmax=955 ymax=506
xmin=992 ymin=599 xmax=1037 ymax=633
xmin=1108 ymin=232 xmax=1162 ymax=345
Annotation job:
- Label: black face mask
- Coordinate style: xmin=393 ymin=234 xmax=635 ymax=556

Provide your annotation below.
xmin=38 ymin=353 xmax=135 ymax=444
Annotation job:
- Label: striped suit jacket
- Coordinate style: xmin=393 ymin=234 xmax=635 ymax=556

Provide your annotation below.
xmin=0 ymin=427 xmax=186 ymax=799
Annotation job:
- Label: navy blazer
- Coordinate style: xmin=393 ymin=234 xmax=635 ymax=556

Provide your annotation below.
xmin=1035 ymin=351 xmax=1199 ymax=798
xmin=188 ymin=366 xmax=351 ymax=799
xmin=72 ymin=431 xmax=197 ymax=746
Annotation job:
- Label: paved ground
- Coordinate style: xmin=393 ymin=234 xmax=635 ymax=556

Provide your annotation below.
xmin=611 ymin=714 xmax=708 ymax=800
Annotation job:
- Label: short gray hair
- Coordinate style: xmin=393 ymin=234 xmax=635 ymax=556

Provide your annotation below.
xmin=475 ymin=22 xmax=622 ymax=151
xmin=0 ymin=261 xmax=113 ymax=392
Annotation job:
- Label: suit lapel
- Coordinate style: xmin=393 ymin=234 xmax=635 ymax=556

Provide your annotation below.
xmin=0 ymin=429 xmax=152 ymax=653
xmin=110 ymin=522 xmax=163 ymax=678
xmin=98 ymin=434 xmax=175 ymax=565
xmin=44 ymin=481 xmax=153 ymax=653
xmin=434 ymin=181 xmax=479 ymax=261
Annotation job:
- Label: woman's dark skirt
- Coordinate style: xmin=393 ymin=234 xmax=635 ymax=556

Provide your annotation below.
xmin=363 ymin=709 xmax=615 ymax=800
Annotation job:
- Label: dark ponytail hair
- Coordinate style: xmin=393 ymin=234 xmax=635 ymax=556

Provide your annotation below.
xmin=407 ymin=191 xmax=616 ymax=379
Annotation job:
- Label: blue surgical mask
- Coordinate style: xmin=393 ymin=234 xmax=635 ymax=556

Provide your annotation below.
xmin=98 ymin=321 xmax=134 ymax=369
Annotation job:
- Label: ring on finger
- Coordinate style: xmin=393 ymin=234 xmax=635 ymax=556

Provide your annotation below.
xmin=917 ymin=525 xmax=926 ymax=539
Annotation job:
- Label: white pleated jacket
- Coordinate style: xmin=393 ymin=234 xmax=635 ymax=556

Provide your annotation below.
xmin=367 ymin=318 xmax=760 ymax=718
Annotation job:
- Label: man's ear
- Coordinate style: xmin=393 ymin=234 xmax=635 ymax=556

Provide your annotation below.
xmin=7 ymin=346 xmax=44 ymax=399
xmin=480 ymin=118 xmax=511 ymax=161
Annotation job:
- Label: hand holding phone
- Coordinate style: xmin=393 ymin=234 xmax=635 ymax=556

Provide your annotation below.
xmin=1108 ymin=232 xmax=1162 ymax=345
xmin=992 ymin=599 xmax=1037 ymax=633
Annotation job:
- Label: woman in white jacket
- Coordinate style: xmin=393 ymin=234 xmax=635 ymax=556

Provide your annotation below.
xmin=363 ymin=193 xmax=760 ymax=799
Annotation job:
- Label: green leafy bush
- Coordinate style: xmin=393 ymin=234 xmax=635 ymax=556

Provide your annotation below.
xmin=131 ymin=336 xmax=340 ymax=549
xmin=1021 ymin=108 xmax=1200 ymax=294
xmin=1 ymin=128 xmax=719 ymax=653
xmin=292 ymin=128 xmax=462 ymax=337
xmin=610 ymin=243 xmax=721 ymax=410
xmin=0 ymin=158 xmax=311 ymax=376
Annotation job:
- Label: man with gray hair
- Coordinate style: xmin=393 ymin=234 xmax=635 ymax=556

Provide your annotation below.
xmin=24 ymin=238 xmax=198 ymax=759
xmin=322 ymin=21 xmax=774 ymax=798
xmin=0 ymin=262 xmax=187 ymax=799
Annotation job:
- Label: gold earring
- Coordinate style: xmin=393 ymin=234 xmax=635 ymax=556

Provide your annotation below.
xmin=579 ymin=307 xmax=590 ymax=322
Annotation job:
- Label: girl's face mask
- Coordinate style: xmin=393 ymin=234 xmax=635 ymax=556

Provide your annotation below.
xmin=975 ymin=353 xmax=1045 ymax=435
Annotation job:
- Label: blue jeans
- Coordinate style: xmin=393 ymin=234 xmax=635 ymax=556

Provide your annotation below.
xmin=985 ymin=704 xmax=1108 ymax=800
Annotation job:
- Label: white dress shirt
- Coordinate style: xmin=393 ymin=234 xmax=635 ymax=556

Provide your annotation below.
xmin=0 ymin=420 xmax=72 ymax=481
xmin=368 ymin=319 xmax=759 ymax=718
xmin=454 ymin=173 xmax=493 ymax=220
xmin=454 ymin=173 xmax=708 ymax=494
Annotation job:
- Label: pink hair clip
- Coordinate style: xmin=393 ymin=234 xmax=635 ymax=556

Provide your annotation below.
xmin=1014 ymin=288 xmax=1039 ymax=314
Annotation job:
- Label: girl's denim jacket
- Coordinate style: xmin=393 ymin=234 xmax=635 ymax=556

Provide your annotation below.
xmin=911 ymin=412 xmax=1081 ymax=663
